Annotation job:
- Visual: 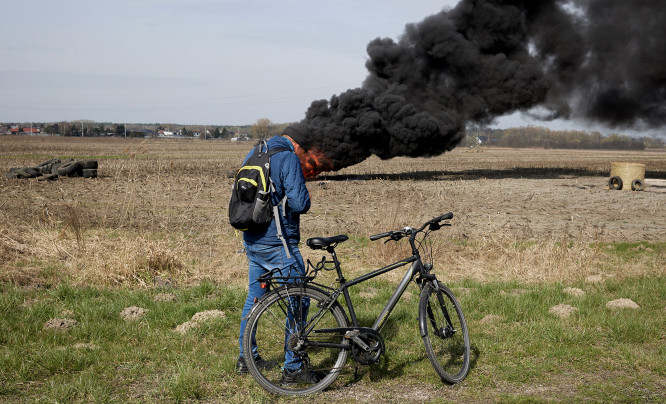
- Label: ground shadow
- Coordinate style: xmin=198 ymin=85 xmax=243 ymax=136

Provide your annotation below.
xmin=340 ymin=309 xmax=415 ymax=383
xmin=348 ymin=338 xmax=481 ymax=386
xmin=341 ymin=308 xmax=482 ymax=385
xmin=315 ymin=168 xmax=666 ymax=181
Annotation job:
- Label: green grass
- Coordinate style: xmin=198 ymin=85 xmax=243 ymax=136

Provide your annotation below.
xmin=600 ymin=241 xmax=665 ymax=262
xmin=1 ymin=276 xmax=664 ymax=403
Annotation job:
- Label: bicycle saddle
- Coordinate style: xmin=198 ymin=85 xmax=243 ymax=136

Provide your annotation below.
xmin=306 ymin=235 xmax=349 ymax=250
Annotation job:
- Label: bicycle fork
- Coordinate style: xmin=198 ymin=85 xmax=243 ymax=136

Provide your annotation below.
xmin=420 ymin=279 xmax=457 ymax=339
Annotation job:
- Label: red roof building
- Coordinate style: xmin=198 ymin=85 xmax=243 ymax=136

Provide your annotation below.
xmin=10 ymin=127 xmax=40 ymax=134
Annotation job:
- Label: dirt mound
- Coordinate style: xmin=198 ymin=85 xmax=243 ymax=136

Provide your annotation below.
xmin=154 ymin=293 xmax=177 ymax=302
xmin=606 ymin=298 xmax=640 ymax=309
xmin=563 ymin=287 xmax=586 ymax=298
xmin=549 ymin=304 xmax=578 ymax=319
xmin=190 ymin=310 xmax=226 ymax=322
xmin=479 ymin=314 xmax=503 ymax=324
xmin=174 ymin=321 xmax=200 ymax=335
xmin=44 ymin=318 xmax=78 ymax=330
xmin=174 ymin=310 xmax=227 ymax=334
xmin=120 ymin=306 xmax=148 ymax=321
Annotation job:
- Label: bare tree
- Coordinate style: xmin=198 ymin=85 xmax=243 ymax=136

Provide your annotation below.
xmin=251 ymin=118 xmax=273 ymax=140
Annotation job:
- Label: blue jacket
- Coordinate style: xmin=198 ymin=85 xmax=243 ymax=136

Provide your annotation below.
xmin=242 ymin=135 xmax=311 ymax=246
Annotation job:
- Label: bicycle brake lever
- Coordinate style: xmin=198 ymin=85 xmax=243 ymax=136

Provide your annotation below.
xmin=389 ymin=232 xmax=405 ymax=242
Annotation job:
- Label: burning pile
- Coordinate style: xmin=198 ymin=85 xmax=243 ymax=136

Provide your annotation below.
xmin=285 ymin=0 xmax=666 ymax=178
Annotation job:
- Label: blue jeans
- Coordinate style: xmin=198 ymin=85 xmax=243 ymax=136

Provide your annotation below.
xmin=239 ymin=243 xmax=309 ymax=371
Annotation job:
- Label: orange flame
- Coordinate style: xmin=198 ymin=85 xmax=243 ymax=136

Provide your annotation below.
xmin=284 ymin=135 xmax=334 ymax=179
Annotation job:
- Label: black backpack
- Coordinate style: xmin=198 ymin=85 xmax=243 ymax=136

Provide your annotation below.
xmin=228 ymin=140 xmax=293 ymax=255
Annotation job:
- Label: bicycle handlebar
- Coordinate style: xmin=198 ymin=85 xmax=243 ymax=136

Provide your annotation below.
xmin=369 ymin=231 xmax=391 ymax=241
xmin=369 ymin=212 xmax=453 ymax=241
xmin=432 ymin=212 xmax=454 ymax=223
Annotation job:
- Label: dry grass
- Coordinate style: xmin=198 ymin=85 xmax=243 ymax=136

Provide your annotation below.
xmin=1 ymin=136 xmax=664 ymax=287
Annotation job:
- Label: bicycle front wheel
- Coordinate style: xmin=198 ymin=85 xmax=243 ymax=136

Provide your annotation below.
xmin=243 ymin=284 xmax=350 ymax=395
xmin=419 ymin=282 xmax=470 ymax=384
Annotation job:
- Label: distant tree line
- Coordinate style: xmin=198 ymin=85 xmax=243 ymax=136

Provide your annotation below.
xmin=4 ymin=118 xmax=295 ymax=140
xmin=7 ymin=121 xmax=253 ymax=139
xmin=7 ymin=120 xmax=663 ymax=149
xmin=469 ymin=126 xmax=664 ymax=150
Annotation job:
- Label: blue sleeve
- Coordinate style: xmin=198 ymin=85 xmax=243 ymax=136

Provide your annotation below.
xmin=281 ymin=152 xmax=311 ymax=214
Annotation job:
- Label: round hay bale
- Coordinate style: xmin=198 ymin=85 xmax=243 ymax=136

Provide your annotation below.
xmin=609 ymin=162 xmax=645 ymax=191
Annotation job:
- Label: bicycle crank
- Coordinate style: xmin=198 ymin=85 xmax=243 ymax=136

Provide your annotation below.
xmin=346 ymin=328 xmax=385 ymax=365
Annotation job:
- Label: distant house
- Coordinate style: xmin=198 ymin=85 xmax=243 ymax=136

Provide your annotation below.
xmin=139 ymin=128 xmax=156 ymax=138
xmin=9 ymin=127 xmax=40 ymax=134
xmin=231 ymin=134 xmax=250 ymax=141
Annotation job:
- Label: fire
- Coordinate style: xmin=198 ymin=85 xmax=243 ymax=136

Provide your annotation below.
xmin=284 ymin=135 xmax=334 ymax=179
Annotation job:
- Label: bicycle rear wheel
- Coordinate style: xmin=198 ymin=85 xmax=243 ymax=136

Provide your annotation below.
xmin=243 ymin=284 xmax=350 ymax=395
xmin=419 ymin=282 xmax=470 ymax=384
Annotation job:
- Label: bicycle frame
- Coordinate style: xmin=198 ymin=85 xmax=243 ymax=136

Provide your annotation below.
xmin=324 ymin=242 xmax=423 ymax=333
xmin=263 ymin=214 xmax=453 ymax=352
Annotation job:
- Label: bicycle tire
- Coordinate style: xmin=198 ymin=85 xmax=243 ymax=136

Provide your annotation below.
xmin=243 ymin=284 xmax=350 ymax=395
xmin=419 ymin=282 xmax=470 ymax=384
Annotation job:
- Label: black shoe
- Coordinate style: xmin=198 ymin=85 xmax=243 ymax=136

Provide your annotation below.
xmin=280 ymin=366 xmax=326 ymax=386
xmin=236 ymin=356 xmax=277 ymax=375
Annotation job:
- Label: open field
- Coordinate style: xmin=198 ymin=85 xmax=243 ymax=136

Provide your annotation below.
xmin=1 ymin=136 xmax=665 ymax=402
xmin=1 ymin=136 xmax=664 ymax=287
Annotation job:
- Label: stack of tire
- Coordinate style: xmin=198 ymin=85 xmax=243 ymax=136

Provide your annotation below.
xmin=5 ymin=159 xmax=99 ymax=181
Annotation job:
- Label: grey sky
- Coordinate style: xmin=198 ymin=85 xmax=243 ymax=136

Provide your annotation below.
xmin=1 ymin=0 xmax=459 ymax=125
xmin=0 ymin=0 xmax=661 ymax=138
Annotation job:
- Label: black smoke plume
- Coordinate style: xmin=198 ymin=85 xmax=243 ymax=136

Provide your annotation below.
xmin=285 ymin=0 xmax=666 ymax=173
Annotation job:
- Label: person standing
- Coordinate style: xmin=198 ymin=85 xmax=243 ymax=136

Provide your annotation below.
xmin=235 ymin=134 xmax=322 ymax=385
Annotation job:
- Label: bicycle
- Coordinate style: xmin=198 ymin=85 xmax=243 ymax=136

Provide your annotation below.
xmin=242 ymin=212 xmax=470 ymax=395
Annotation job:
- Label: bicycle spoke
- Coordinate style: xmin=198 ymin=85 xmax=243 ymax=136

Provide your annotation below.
xmin=243 ymin=213 xmax=465 ymax=395
xmin=419 ymin=283 xmax=470 ymax=384
xmin=243 ymin=285 xmax=349 ymax=395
